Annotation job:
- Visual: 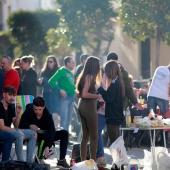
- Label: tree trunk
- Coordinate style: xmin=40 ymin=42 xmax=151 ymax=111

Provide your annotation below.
xmin=155 ymin=31 xmax=161 ymax=70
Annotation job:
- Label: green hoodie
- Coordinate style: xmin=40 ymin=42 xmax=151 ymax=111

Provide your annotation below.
xmin=48 ymin=67 xmax=75 ymax=95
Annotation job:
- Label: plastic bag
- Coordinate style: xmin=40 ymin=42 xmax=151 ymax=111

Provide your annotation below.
xmin=109 ymin=136 xmax=128 ymax=168
xmin=143 ymin=147 xmax=169 ymax=170
xmin=157 ymin=152 xmax=170 ymax=170
xmin=71 ymin=159 xmax=98 ymax=170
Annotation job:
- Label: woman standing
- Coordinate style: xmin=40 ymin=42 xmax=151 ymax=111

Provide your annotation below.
xmin=38 ymin=55 xmax=60 ymax=128
xmin=20 ymin=55 xmax=37 ymax=97
xmin=96 ymin=61 xmax=125 ymax=170
xmin=76 ymin=56 xmax=101 ymax=161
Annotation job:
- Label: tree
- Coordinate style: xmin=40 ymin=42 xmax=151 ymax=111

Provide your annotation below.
xmin=0 ymin=31 xmax=14 ymax=58
xmin=7 ymin=10 xmax=60 ymax=58
xmin=53 ymin=0 xmax=117 ymax=59
xmin=120 ymin=0 xmax=170 ymax=69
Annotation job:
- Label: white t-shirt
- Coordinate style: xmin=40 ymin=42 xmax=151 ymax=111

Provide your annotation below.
xmin=148 ymin=66 xmax=170 ymax=100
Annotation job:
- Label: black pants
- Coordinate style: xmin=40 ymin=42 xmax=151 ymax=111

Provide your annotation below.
xmin=37 ymin=130 xmax=68 ymax=160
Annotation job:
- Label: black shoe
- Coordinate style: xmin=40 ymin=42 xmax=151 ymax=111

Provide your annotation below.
xmin=57 ymin=159 xmax=70 ymax=169
xmin=111 ymin=164 xmax=124 ymax=170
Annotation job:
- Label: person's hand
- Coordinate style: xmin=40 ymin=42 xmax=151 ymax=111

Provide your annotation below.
xmin=98 ymin=94 xmax=102 ymax=99
xmin=135 ymin=103 xmax=144 ymax=110
xmin=60 ymin=89 xmax=67 ymax=98
xmin=29 ymin=124 xmax=39 ymax=131
xmin=44 ymin=147 xmax=51 ymax=159
xmin=95 ymin=84 xmax=99 ymax=90
xmin=38 ymin=77 xmax=44 ymax=85
xmin=16 ymin=103 xmax=22 ymax=115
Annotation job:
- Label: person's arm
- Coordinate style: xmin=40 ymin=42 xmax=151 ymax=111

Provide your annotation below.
xmin=122 ymin=70 xmax=143 ymax=110
xmin=48 ymin=70 xmax=61 ymax=90
xmin=12 ymin=103 xmax=22 ymax=128
xmin=19 ymin=108 xmax=32 ymax=129
xmin=0 ymin=119 xmax=16 ymax=131
xmin=82 ymin=75 xmax=101 ymax=99
xmin=98 ymin=83 xmax=118 ymax=103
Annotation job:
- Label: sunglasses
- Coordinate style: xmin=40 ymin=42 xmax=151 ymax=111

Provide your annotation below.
xmin=47 ymin=60 xmax=54 ymax=63
xmin=3 ymin=55 xmax=11 ymax=60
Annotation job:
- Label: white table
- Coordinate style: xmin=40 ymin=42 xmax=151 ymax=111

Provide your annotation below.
xmin=120 ymin=126 xmax=170 ymax=170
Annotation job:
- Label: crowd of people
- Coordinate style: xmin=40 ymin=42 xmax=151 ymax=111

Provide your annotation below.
xmin=0 ymin=53 xmax=169 ymax=170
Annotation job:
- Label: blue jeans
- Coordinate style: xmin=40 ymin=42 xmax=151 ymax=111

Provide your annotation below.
xmin=8 ymin=129 xmax=36 ymax=163
xmin=59 ymin=95 xmax=74 ymax=130
xmin=0 ymin=131 xmax=14 ymax=161
xmin=96 ymin=114 xmax=106 ymax=158
xmin=147 ymin=96 xmax=169 ymax=114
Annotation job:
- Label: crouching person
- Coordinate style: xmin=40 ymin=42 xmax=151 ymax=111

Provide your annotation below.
xmin=19 ymin=96 xmax=69 ymax=168
xmin=0 ymin=86 xmax=36 ymax=163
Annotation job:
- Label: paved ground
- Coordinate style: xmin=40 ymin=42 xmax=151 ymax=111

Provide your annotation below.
xmin=11 ymin=130 xmax=170 ymax=170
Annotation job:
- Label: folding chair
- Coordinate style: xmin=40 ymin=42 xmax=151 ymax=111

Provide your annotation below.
xmin=15 ymin=95 xmax=34 ymax=116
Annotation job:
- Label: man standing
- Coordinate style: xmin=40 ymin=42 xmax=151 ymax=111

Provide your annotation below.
xmin=106 ymin=52 xmax=143 ymax=110
xmin=148 ymin=64 xmax=170 ymax=115
xmin=19 ymin=96 xmax=69 ymax=168
xmin=0 ymin=86 xmax=36 ymax=163
xmin=74 ymin=54 xmax=89 ymax=80
xmin=1 ymin=56 xmax=20 ymax=92
xmin=49 ymin=56 xmax=76 ymax=131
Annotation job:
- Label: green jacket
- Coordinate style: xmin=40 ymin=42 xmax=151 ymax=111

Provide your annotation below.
xmin=48 ymin=67 xmax=75 ymax=95
xmin=120 ymin=65 xmax=138 ymax=108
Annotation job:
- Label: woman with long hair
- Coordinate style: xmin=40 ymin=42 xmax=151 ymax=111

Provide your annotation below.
xmin=96 ymin=61 xmax=125 ymax=170
xmin=76 ymin=56 xmax=101 ymax=161
xmin=20 ymin=55 xmax=37 ymax=97
xmin=38 ymin=55 xmax=60 ymax=128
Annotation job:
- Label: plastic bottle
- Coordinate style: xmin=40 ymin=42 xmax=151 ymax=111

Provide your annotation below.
xmin=129 ymin=156 xmax=139 ymax=170
xmin=139 ymin=96 xmax=144 ymax=104
xmin=125 ymin=107 xmax=131 ymax=127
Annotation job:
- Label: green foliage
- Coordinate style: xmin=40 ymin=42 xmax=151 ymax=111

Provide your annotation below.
xmin=0 ymin=31 xmax=14 ymax=58
xmin=120 ymin=0 xmax=170 ymax=44
xmin=7 ymin=10 xmax=60 ymax=57
xmin=53 ymin=0 xmax=117 ymax=56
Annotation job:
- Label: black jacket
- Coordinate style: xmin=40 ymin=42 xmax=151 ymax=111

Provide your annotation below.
xmin=19 ymin=104 xmax=55 ymax=147
xmin=98 ymin=77 xmax=124 ymax=125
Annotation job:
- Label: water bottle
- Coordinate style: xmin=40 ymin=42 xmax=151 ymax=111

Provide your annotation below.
xmin=125 ymin=107 xmax=131 ymax=127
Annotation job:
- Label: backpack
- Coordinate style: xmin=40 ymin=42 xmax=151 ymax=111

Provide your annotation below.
xmin=71 ymin=144 xmax=90 ymax=163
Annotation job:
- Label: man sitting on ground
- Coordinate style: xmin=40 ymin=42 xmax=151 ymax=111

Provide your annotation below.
xmin=19 ymin=96 xmax=69 ymax=168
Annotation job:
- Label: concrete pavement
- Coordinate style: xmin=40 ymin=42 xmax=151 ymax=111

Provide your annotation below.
xmin=11 ymin=131 xmax=170 ymax=170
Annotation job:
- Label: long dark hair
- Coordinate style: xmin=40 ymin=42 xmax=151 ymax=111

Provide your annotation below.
xmin=105 ymin=61 xmax=125 ymax=97
xmin=41 ymin=55 xmax=59 ymax=79
xmin=76 ymin=56 xmax=101 ymax=95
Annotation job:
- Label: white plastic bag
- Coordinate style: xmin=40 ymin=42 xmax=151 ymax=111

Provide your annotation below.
xmin=109 ymin=136 xmax=128 ymax=168
xmin=157 ymin=152 xmax=170 ymax=170
xmin=143 ymin=147 xmax=169 ymax=170
xmin=71 ymin=159 xmax=98 ymax=170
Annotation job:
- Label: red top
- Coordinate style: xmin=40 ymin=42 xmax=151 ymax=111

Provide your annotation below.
xmin=4 ymin=69 xmax=20 ymax=91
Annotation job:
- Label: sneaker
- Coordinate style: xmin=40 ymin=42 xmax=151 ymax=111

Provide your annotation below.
xmin=96 ymin=157 xmax=107 ymax=167
xmin=57 ymin=159 xmax=70 ymax=169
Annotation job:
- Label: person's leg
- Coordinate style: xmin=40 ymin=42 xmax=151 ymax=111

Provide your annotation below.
xmin=54 ymin=130 xmax=68 ymax=160
xmin=0 ymin=131 xmax=14 ymax=161
xmin=79 ymin=111 xmax=89 ymax=161
xmin=22 ymin=129 xmax=37 ymax=163
xmin=66 ymin=96 xmax=74 ymax=131
xmin=107 ymin=124 xmax=120 ymax=145
xmin=8 ymin=130 xmax=24 ymax=161
xmin=85 ymin=110 xmax=98 ymax=161
xmin=96 ymin=114 xmax=106 ymax=158
xmin=147 ymin=96 xmax=157 ymax=113
xmin=157 ymin=98 xmax=169 ymax=114
xmin=59 ymin=96 xmax=68 ymax=130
